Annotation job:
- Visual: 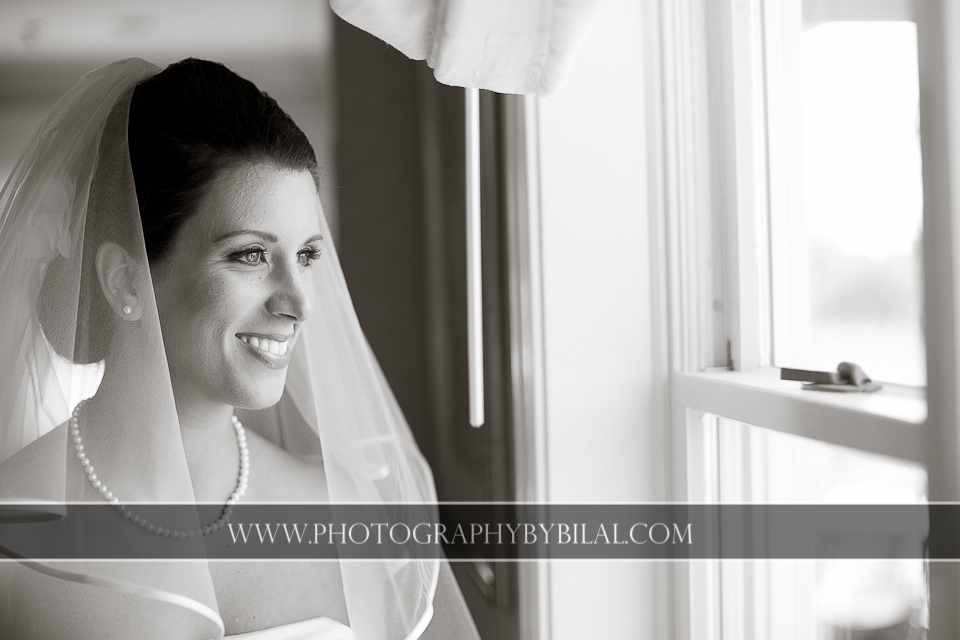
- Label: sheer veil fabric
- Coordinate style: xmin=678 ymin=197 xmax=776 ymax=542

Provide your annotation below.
xmin=0 ymin=59 xmax=478 ymax=640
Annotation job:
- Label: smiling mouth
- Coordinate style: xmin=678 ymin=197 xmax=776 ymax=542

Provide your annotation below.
xmin=236 ymin=334 xmax=293 ymax=369
xmin=237 ymin=334 xmax=290 ymax=356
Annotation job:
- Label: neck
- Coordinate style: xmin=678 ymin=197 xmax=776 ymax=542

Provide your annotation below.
xmin=91 ymin=329 xmax=241 ymax=502
xmin=169 ymin=378 xmax=242 ymax=502
xmin=173 ymin=388 xmax=235 ymax=433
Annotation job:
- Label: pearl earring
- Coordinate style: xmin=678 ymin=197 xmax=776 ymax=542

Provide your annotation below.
xmin=122 ymin=305 xmax=133 ymax=315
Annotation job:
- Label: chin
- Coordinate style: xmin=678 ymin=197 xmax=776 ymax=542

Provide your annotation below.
xmin=228 ymin=371 xmax=288 ymax=410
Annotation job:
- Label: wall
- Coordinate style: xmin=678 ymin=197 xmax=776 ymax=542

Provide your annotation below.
xmin=0 ymin=98 xmax=54 ymax=188
xmin=537 ymin=0 xmax=662 ymax=637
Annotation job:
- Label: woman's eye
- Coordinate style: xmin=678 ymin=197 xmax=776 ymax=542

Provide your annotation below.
xmin=232 ymin=248 xmax=266 ymax=265
xmin=298 ymin=248 xmax=322 ymax=267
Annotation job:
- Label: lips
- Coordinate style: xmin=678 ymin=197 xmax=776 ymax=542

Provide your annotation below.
xmin=236 ymin=333 xmax=294 ymax=369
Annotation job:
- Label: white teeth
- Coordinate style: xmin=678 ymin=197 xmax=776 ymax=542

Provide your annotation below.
xmin=239 ymin=335 xmax=289 ymax=357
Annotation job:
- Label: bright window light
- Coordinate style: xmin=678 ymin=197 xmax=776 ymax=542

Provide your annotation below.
xmin=776 ymin=22 xmax=924 ymax=386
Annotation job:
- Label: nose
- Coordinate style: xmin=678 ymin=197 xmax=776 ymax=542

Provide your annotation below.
xmin=265 ymin=258 xmax=314 ymax=323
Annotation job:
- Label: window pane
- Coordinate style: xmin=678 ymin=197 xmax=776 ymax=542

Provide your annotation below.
xmin=710 ymin=414 xmax=927 ymax=639
xmin=772 ymin=19 xmax=925 ymax=386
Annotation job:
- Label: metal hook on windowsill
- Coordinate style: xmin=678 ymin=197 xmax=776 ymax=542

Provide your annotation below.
xmin=780 ymin=362 xmax=883 ymax=393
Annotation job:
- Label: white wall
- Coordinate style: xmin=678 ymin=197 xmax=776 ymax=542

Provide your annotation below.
xmin=0 ymin=98 xmax=54 ymax=189
xmin=538 ymin=0 xmax=663 ymax=638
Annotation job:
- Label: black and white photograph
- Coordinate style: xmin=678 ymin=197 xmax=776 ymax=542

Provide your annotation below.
xmin=0 ymin=0 xmax=956 ymax=638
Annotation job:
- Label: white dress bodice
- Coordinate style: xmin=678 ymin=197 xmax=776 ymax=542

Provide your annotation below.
xmin=225 ymin=617 xmax=354 ymax=640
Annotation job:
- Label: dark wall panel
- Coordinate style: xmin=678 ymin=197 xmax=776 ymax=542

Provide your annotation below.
xmin=333 ymin=18 xmax=433 ymax=458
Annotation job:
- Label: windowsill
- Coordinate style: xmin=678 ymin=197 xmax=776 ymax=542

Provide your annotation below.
xmin=672 ymin=367 xmax=926 ymax=463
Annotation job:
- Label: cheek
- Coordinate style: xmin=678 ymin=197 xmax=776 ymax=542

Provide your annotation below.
xmin=161 ymin=271 xmax=259 ymax=355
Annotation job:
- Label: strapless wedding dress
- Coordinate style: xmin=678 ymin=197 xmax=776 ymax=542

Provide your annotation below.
xmin=225 ymin=617 xmax=355 ymax=639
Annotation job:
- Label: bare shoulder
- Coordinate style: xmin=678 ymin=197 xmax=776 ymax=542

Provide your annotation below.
xmin=242 ymin=429 xmax=328 ymax=502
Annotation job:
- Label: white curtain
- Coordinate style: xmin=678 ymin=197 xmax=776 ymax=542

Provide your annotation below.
xmin=328 ymin=0 xmax=598 ymax=96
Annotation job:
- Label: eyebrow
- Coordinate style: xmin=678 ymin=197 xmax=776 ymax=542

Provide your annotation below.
xmin=214 ymin=230 xmax=324 ymax=245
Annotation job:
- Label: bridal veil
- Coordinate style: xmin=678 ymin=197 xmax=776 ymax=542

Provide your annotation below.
xmin=0 ymin=58 xmax=477 ymax=639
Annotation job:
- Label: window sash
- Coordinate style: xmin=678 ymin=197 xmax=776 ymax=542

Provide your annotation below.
xmin=675 ymin=368 xmax=925 ymax=463
xmin=675 ymin=0 xmax=930 ymax=457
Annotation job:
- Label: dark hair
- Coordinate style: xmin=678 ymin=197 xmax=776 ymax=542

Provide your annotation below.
xmin=128 ymin=58 xmax=319 ymax=262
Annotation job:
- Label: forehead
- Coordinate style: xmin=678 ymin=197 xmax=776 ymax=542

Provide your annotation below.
xmin=188 ymin=164 xmax=323 ymax=240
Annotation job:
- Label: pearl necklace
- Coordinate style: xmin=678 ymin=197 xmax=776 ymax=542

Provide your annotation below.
xmin=70 ymin=400 xmax=250 ymax=538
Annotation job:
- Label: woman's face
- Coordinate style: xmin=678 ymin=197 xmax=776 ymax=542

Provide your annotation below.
xmin=151 ymin=164 xmax=323 ymax=411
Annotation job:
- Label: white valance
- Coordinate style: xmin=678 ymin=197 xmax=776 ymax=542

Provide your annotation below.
xmin=328 ymin=0 xmax=598 ymax=96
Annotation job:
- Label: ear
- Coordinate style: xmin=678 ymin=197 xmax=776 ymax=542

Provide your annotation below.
xmin=95 ymin=242 xmax=143 ymax=321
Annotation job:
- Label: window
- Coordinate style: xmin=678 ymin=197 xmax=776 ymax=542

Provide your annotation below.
xmin=653 ymin=0 xmax=960 ymax=637
xmin=768 ymin=1 xmax=925 ymax=386
xmin=710 ymin=413 xmax=927 ymax=639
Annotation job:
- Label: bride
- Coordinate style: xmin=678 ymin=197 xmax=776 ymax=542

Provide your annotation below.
xmin=0 ymin=58 xmax=478 ymax=639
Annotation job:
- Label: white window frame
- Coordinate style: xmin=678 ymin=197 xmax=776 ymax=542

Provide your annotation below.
xmin=650 ymin=0 xmax=960 ymax=637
